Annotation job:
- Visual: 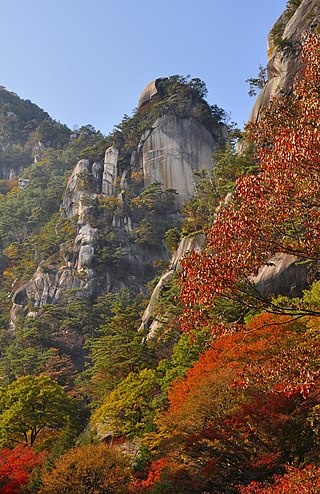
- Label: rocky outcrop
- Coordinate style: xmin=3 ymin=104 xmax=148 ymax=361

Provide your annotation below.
xmin=249 ymin=0 xmax=320 ymax=122
xmin=137 ymin=79 xmax=162 ymax=110
xmin=139 ymin=233 xmax=206 ymax=338
xmin=10 ymin=87 xmax=229 ymax=321
xmin=251 ymin=253 xmax=310 ymax=299
xmin=11 ymin=268 xmax=88 ymax=325
xmin=139 ymin=115 xmax=226 ymax=205
xmin=102 ymin=147 xmax=119 ymax=196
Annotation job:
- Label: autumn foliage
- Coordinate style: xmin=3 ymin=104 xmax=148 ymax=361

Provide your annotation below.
xmin=239 ymin=465 xmax=320 ymax=494
xmin=136 ymin=309 xmax=320 ymax=492
xmin=40 ymin=443 xmax=132 ymax=494
xmin=180 ymin=34 xmax=320 ymax=334
xmin=1 ymin=28 xmax=320 ymax=494
xmin=0 ymin=444 xmax=46 ymax=494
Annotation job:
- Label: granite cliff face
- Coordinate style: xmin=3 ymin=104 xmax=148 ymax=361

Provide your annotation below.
xmin=141 ymin=0 xmax=320 ymax=334
xmin=10 ymin=82 xmax=227 ymax=323
xmin=139 ymin=114 xmax=226 ymax=205
xmin=11 ymin=0 xmax=320 ymax=326
xmin=250 ymin=0 xmax=320 ymax=122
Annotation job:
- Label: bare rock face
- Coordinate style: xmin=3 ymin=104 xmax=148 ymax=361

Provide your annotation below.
xmin=137 ymin=79 xmax=162 ymax=110
xmin=249 ymin=0 xmax=320 ymax=122
xmin=139 ymin=115 xmax=226 ymax=205
xmin=11 ymin=157 xmax=105 ymax=323
xmin=61 ymin=159 xmax=94 ymax=218
xmin=102 ymin=147 xmax=119 ymax=195
xmin=10 ymin=85 xmax=227 ymax=323
xmin=139 ymin=233 xmax=206 ymax=338
xmin=251 ymin=253 xmax=310 ymax=298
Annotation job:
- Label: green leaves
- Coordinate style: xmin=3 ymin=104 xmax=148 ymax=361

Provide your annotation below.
xmin=0 ymin=375 xmax=76 ymax=447
xmin=92 ymin=368 xmax=161 ymax=438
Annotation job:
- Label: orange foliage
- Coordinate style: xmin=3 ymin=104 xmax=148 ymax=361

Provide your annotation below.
xmin=40 ymin=443 xmax=132 ymax=494
xmin=147 ymin=311 xmax=320 ymax=491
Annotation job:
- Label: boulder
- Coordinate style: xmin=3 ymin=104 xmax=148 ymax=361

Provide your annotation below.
xmin=137 ymin=78 xmax=163 ymax=110
xmin=251 ymin=253 xmax=310 ymax=298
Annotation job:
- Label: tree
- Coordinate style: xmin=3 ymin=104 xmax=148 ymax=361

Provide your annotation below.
xmin=0 ymin=375 xmax=75 ymax=446
xmin=92 ymin=368 xmax=161 ymax=438
xmin=239 ymin=465 xmax=320 ymax=494
xmin=138 ymin=307 xmax=320 ymax=493
xmin=245 ymin=65 xmax=267 ymax=97
xmin=84 ymin=290 xmax=151 ymax=399
xmin=0 ymin=444 xmax=46 ymax=494
xmin=40 ymin=443 xmax=132 ymax=494
xmin=180 ymin=34 xmax=320 ymax=335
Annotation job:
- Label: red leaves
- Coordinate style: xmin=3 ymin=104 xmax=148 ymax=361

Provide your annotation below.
xmin=180 ymin=33 xmax=320 ymax=335
xmin=0 ymin=444 xmax=46 ymax=494
xmin=239 ymin=465 xmax=320 ymax=493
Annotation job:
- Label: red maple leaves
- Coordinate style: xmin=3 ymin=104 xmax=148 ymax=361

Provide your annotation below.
xmin=0 ymin=444 xmax=46 ymax=494
xmin=180 ymin=34 xmax=320 ymax=335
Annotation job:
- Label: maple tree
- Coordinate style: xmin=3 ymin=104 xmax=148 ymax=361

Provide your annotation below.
xmin=238 ymin=464 xmax=320 ymax=494
xmin=180 ymin=33 xmax=320 ymax=335
xmin=0 ymin=444 xmax=46 ymax=494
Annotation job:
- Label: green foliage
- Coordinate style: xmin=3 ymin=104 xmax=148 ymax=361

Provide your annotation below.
xmin=61 ymin=124 xmax=104 ymax=164
xmin=0 ymin=85 xmax=49 ymax=147
xmin=213 ymin=141 xmax=256 ymax=195
xmin=165 ymin=227 xmax=181 ymax=254
xmin=0 ymin=375 xmax=76 ymax=446
xmin=181 ymin=142 xmax=256 ymax=234
xmin=0 ymin=294 xmax=98 ymax=384
xmin=84 ymin=290 xmax=151 ymax=400
xmin=302 ymin=280 xmax=320 ymax=308
xmin=157 ymin=328 xmax=211 ymax=394
xmin=29 ymin=118 xmax=70 ymax=150
xmin=93 ymin=368 xmax=161 ymax=437
xmin=245 ymin=64 xmax=267 ymax=97
xmin=130 ymin=183 xmax=179 ymax=246
xmin=270 ymin=0 xmax=303 ymax=47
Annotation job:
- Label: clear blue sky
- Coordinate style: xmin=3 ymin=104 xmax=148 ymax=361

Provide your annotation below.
xmin=0 ymin=0 xmax=287 ymax=134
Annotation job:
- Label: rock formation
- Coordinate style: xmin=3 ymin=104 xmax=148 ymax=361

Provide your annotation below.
xmin=10 ymin=80 xmax=227 ymax=322
xmin=139 ymin=233 xmax=205 ymax=339
xmin=250 ymin=0 xmax=320 ymax=122
xmin=137 ymin=79 xmax=162 ymax=110
xmin=139 ymin=114 xmax=226 ymax=205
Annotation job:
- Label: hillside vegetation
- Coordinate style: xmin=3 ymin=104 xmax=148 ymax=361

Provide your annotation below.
xmin=0 ymin=33 xmax=319 ymax=494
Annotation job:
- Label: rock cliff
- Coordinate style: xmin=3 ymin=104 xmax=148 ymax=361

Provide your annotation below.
xmin=10 ymin=79 xmax=227 ymax=323
xmin=139 ymin=114 xmax=226 ymax=205
xmin=141 ymin=0 xmax=320 ymax=336
xmin=250 ymin=0 xmax=320 ymax=122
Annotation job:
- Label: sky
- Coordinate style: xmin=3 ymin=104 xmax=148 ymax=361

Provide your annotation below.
xmin=0 ymin=0 xmax=287 ymax=135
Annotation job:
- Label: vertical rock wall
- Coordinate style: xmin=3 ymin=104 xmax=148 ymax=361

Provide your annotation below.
xmin=139 ymin=115 xmax=227 ymax=205
xmin=249 ymin=0 xmax=320 ymax=122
